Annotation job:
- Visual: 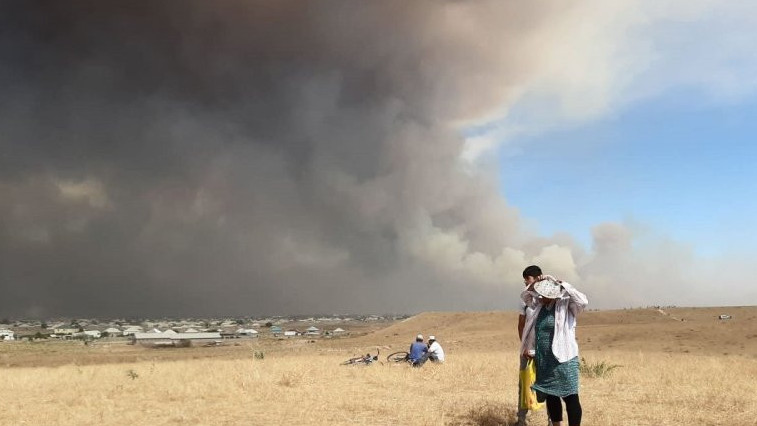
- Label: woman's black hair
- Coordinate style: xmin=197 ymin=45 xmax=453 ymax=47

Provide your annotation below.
xmin=522 ymin=265 xmax=542 ymax=279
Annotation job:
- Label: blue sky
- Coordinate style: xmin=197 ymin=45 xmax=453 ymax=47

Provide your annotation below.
xmin=498 ymin=91 xmax=757 ymax=258
xmin=454 ymin=2 xmax=757 ymax=307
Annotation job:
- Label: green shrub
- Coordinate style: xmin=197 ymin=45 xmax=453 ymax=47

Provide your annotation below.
xmin=579 ymin=357 xmax=621 ymax=378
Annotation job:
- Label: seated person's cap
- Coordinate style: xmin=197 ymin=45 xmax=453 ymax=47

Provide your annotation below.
xmin=429 ymin=335 xmax=436 ymax=340
xmin=416 ymin=334 xmax=423 ymax=340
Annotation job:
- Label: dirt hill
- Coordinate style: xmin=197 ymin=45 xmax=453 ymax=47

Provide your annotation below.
xmin=4 ymin=306 xmax=754 ymax=368
xmin=332 ymin=306 xmax=757 ymax=358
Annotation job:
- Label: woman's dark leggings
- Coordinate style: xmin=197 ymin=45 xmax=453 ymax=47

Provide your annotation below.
xmin=545 ymin=394 xmax=582 ymax=425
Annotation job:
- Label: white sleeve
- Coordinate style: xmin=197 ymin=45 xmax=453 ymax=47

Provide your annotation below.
xmin=561 ymin=282 xmax=588 ymax=315
xmin=521 ymin=289 xmax=538 ymax=307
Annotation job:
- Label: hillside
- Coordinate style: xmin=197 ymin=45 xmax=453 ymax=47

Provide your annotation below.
xmin=332 ymin=306 xmax=757 ymax=358
xmin=2 ymin=306 xmax=754 ymax=368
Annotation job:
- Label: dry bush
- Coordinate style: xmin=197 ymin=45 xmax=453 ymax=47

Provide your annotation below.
xmin=450 ymin=401 xmax=518 ymax=426
xmin=277 ymin=370 xmax=307 ymax=387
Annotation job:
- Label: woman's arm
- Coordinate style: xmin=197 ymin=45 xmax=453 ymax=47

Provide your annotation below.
xmin=518 ymin=314 xmax=525 ymax=340
xmin=560 ymin=282 xmax=588 ymax=315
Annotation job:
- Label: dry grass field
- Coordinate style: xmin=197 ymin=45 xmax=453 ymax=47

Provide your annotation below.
xmin=1 ymin=307 xmax=755 ymax=425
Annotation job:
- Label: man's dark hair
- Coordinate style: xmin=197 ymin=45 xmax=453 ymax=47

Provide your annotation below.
xmin=522 ymin=265 xmax=542 ymax=279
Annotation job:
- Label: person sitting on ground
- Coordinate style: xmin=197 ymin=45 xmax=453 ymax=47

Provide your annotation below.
xmin=408 ymin=334 xmax=428 ymax=366
xmin=426 ymin=335 xmax=445 ymax=363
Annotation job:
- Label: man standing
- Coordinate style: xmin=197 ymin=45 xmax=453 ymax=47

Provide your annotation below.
xmin=518 ymin=265 xmax=552 ymax=426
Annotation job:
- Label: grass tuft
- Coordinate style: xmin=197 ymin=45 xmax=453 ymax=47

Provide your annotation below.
xmin=579 ymin=357 xmax=621 ymax=378
xmin=277 ymin=371 xmax=304 ymax=387
xmin=452 ymin=402 xmax=518 ymax=426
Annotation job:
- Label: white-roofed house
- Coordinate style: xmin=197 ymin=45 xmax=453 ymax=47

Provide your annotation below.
xmin=236 ymin=328 xmax=259 ymax=338
xmin=122 ymin=326 xmax=143 ymax=336
xmin=82 ymin=330 xmax=101 ymax=339
xmin=53 ymin=327 xmax=78 ymax=338
xmin=131 ymin=332 xmax=222 ymax=348
xmin=0 ymin=329 xmax=15 ymax=341
xmin=103 ymin=327 xmax=121 ymax=337
xmin=305 ymin=326 xmax=320 ymax=336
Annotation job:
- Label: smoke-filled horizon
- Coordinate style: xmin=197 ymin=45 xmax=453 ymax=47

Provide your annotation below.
xmin=1 ymin=1 xmax=754 ymax=318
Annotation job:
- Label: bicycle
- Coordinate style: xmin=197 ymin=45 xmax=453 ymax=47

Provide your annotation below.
xmin=340 ymin=348 xmax=380 ymax=366
xmin=385 ymin=351 xmax=411 ymax=364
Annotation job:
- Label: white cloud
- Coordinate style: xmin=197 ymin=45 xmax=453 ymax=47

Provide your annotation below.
xmin=461 ymin=0 xmax=757 ymax=160
xmin=56 ymin=178 xmax=109 ymax=209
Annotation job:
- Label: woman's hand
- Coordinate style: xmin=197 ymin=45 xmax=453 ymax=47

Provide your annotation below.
xmin=536 ymin=274 xmax=562 ymax=283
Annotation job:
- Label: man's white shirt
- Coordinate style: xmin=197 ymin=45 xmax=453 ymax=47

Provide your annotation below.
xmin=427 ymin=341 xmax=445 ymax=362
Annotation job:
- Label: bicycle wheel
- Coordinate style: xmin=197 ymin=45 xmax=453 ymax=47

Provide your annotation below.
xmin=386 ymin=351 xmax=409 ymax=363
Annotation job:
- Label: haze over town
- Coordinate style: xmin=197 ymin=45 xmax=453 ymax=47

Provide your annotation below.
xmin=1 ymin=1 xmax=756 ymax=318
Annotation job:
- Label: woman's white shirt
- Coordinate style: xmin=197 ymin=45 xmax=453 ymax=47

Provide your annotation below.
xmin=519 ymin=281 xmax=588 ymax=363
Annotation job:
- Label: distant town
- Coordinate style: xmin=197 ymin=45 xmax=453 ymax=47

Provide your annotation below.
xmin=0 ymin=314 xmax=412 ymax=346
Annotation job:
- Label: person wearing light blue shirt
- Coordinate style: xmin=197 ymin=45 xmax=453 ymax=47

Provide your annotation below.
xmin=409 ymin=334 xmax=427 ymax=366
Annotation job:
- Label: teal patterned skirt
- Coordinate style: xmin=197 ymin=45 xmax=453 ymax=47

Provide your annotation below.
xmin=532 ymin=305 xmax=580 ymax=398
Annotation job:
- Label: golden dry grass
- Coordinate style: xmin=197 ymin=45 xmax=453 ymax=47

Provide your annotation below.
xmin=1 ymin=349 xmax=755 ymax=425
xmin=0 ymin=307 xmax=755 ymax=425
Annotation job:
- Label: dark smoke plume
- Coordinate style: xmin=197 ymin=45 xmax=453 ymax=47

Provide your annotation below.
xmin=1 ymin=1 xmax=745 ymax=317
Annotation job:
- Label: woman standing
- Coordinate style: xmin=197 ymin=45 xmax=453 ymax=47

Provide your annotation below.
xmin=520 ymin=270 xmax=588 ymax=426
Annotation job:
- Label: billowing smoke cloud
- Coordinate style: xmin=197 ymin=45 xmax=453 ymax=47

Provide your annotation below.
xmin=0 ymin=1 xmax=753 ymax=317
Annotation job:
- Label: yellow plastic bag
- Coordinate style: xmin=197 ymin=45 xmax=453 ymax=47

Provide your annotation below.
xmin=519 ymin=359 xmax=544 ymax=411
